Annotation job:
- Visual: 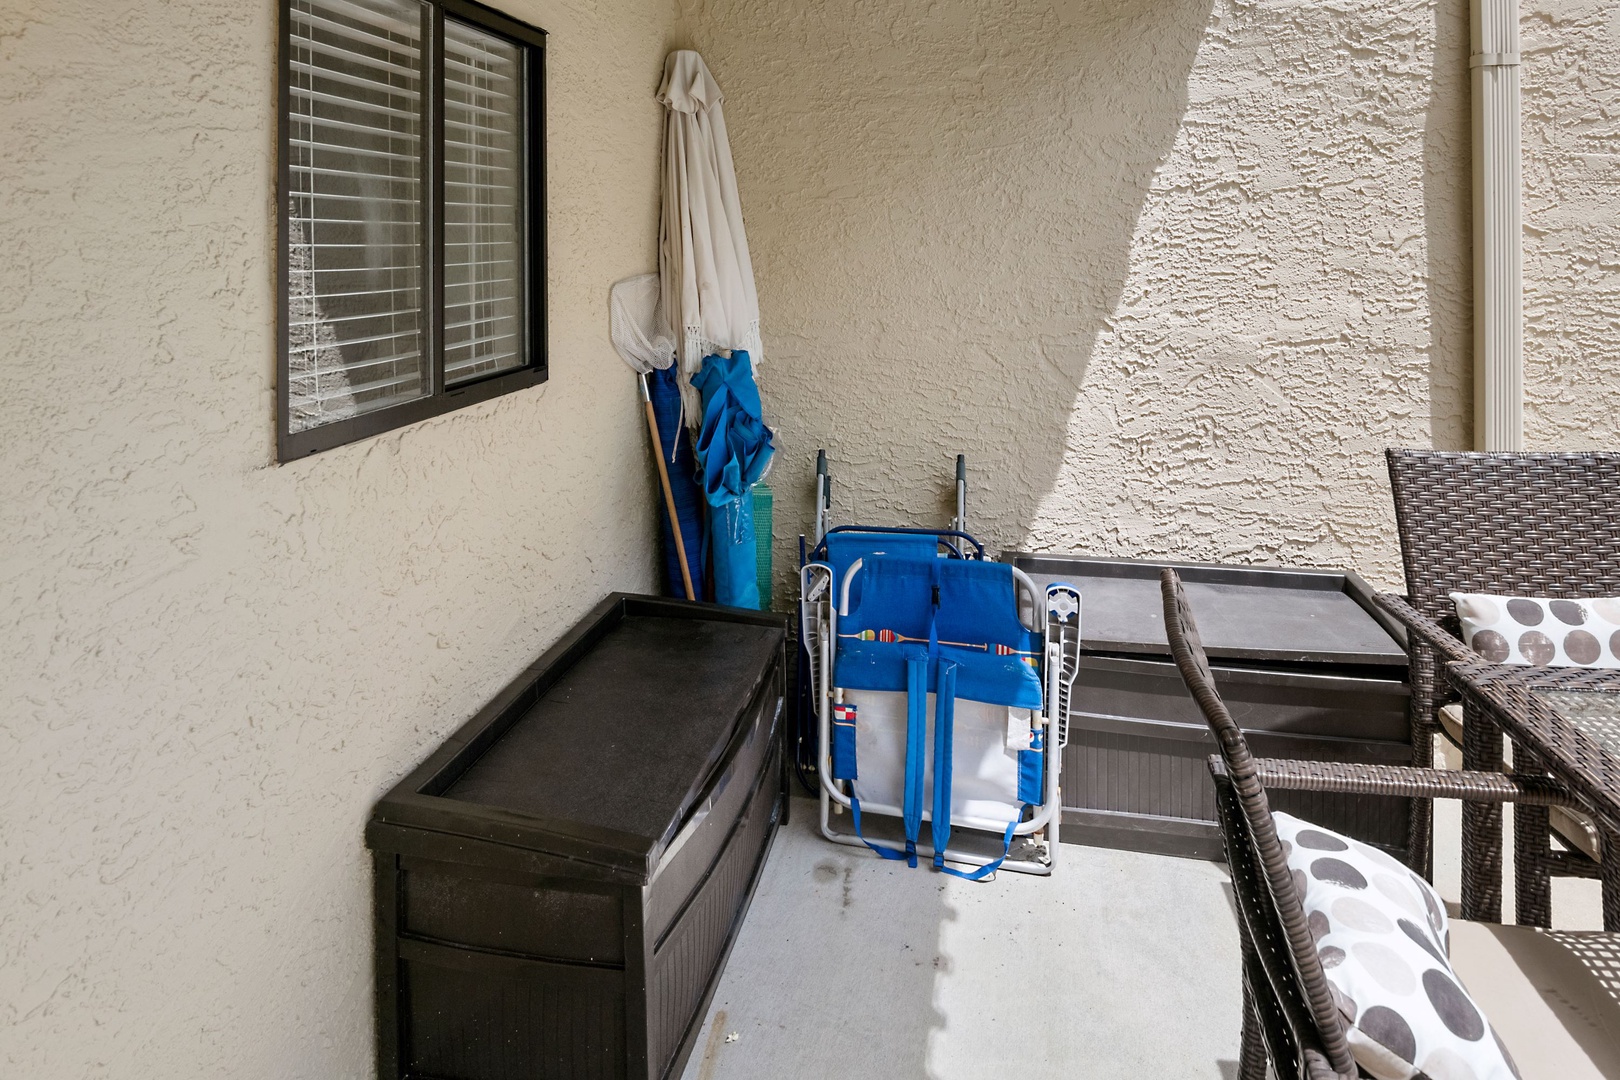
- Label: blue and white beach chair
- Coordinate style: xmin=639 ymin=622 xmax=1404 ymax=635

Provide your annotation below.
xmin=799 ymin=455 xmax=1080 ymax=877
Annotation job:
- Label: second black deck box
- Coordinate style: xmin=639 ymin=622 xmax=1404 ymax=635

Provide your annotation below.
xmin=1004 ymin=555 xmax=1412 ymax=861
xmin=367 ymin=594 xmax=787 ymax=1080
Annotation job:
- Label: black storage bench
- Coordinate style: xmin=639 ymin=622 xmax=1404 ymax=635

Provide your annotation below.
xmin=367 ymin=594 xmax=787 ymax=1080
xmin=1004 ymin=555 xmax=1411 ymax=862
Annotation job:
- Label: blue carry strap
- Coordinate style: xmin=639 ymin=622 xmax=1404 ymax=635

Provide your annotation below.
xmin=849 ymin=795 xmax=909 ymax=862
xmin=930 ymin=661 xmax=957 ymax=866
xmin=935 ymin=813 xmax=1022 ymax=881
xmin=911 ymin=563 xmax=943 ymax=868
xmin=930 ymin=657 xmax=1025 ymax=881
xmin=901 ymin=654 xmax=928 ymax=867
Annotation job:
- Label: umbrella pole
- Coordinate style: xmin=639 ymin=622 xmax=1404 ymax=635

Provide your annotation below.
xmin=640 ymin=373 xmax=696 ymax=601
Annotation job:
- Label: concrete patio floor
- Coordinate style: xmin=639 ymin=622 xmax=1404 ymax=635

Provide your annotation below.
xmin=680 ymin=797 xmax=1244 ymax=1080
xmin=683 ymin=765 xmax=1606 ymax=1080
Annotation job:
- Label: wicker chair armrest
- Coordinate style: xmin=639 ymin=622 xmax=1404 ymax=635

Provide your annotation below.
xmin=1373 ymin=593 xmax=1474 ymax=665
xmin=1303 ymin=1049 xmax=1355 ymax=1080
xmin=1247 ymin=758 xmax=1577 ymax=807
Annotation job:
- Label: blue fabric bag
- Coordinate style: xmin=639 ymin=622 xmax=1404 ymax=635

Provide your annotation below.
xmin=692 ymin=351 xmax=774 ymax=609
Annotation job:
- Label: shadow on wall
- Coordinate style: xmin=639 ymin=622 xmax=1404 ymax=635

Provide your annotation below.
xmin=688 ymin=0 xmax=1215 ymax=596
xmin=1423 ymin=0 xmax=1473 ymax=452
xmin=687 ymin=0 xmax=1473 ymax=596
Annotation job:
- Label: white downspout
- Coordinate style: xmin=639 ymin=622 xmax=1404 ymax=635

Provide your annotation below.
xmin=1471 ymin=0 xmax=1523 ymax=450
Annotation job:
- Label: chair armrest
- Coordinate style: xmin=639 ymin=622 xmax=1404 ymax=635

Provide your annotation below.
xmin=1373 ymin=592 xmax=1475 ymax=666
xmin=1246 ymin=757 xmax=1578 ymax=807
xmin=1303 ymin=1049 xmax=1356 ymax=1080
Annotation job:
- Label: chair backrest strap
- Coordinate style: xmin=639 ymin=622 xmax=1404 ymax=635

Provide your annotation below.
xmin=929 ymin=655 xmax=1024 ymax=880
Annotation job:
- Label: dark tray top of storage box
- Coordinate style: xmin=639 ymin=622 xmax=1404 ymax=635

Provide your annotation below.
xmin=370 ymin=594 xmax=785 ymax=883
xmin=1004 ymin=554 xmax=1406 ymax=667
xmin=445 ymin=614 xmax=780 ymax=839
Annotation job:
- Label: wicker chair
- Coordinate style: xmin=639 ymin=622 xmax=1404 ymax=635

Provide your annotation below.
xmin=1159 ymin=568 xmax=1620 ymax=1079
xmin=1380 ymin=449 xmax=1620 ymax=925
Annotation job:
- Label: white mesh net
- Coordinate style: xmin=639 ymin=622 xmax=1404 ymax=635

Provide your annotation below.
xmin=609 ymin=273 xmax=676 ymax=374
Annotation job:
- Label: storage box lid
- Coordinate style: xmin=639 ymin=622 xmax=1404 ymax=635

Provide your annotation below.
xmin=1004 ymin=554 xmax=1406 ymax=667
xmin=369 ymin=595 xmax=784 ymax=881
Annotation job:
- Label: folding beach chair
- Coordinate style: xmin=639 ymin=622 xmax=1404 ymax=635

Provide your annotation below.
xmin=797 ymin=454 xmax=1080 ymax=877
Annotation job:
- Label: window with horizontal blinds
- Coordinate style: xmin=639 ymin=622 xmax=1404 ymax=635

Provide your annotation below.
xmin=278 ymin=0 xmax=546 ymax=459
xmin=443 ymin=20 xmax=525 ymax=384
xmin=286 ymin=0 xmax=427 ymax=433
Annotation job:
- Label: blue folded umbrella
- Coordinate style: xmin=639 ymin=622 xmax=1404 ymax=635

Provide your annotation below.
xmin=691 ymin=350 xmax=775 ymax=609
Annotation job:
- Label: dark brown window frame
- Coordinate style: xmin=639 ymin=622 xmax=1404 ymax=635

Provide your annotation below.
xmin=276 ymin=0 xmax=547 ymax=461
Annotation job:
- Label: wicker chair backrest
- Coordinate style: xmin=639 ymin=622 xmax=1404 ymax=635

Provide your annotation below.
xmin=1160 ymin=568 xmax=1357 ymax=1076
xmin=1386 ymin=449 xmax=1620 ymax=623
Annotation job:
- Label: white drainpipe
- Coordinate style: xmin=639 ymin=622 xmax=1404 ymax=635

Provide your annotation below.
xmin=1471 ymin=0 xmax=1523 ymax=450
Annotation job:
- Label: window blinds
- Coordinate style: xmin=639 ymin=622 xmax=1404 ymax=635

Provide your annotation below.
xmin=443 ymin=19 xmax=525 ymax=385
xmin=286 ymin=0 xmax=427 ymax=433
xmin=284 ymin=0 xmax=531 ymax=439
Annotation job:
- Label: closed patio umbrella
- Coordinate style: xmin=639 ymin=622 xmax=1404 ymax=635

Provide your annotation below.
xmin=692 ymin=350 xmax=774 ymax=609
xmin=657 ymin=50 xmax=762 ymax=424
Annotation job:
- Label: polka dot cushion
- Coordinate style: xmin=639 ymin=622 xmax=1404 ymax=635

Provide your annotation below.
xmin=1273 ymin=812 xmax=1520 ymax=1080
xmin=1448 ymin=593 xmax=1620 ymax=668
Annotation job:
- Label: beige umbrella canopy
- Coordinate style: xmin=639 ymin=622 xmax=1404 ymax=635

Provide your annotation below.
xmin=657 ymin=50 xmax=761 ymax=426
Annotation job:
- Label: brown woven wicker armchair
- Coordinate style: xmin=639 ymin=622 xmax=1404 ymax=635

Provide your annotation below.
xmin=1159 ymin=568 xmax=1618 ymax=1079
xmin=1379 ymin=449 xmax=1620 ymax=923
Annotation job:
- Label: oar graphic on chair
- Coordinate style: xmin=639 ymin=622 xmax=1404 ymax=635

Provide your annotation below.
xmin=838 ymin=628 xmax=1039 ymax=657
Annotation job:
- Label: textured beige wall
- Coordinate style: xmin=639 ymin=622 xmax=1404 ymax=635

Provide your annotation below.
xmin=0 ymin=0 xmax=676 ymax=1075
xmin=1522 ymin=0 xmax=1620 ymax=447
xmin=4 ymin=0 xmax=1617 ymax=1072
xmin=687 ymin=0 xmax=1475 ymax=594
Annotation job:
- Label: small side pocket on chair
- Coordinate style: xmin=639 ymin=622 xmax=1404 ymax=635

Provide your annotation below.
xmin=1016 ymin=731 xmax=1044 ymax=804
xmin=831 ymin=702 xmax=858 ymax=780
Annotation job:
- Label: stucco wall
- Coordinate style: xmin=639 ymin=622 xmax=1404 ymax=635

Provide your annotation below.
xmin=687 ymin=0 xmax=1475 ymax=594
xmin=5 ymin=0 xmax=1618 ymax=1073
xmin=1522 ymin=0 xmax=1620 ymax=447
xmin=0 ymin=0 xmax=677 ymax=1075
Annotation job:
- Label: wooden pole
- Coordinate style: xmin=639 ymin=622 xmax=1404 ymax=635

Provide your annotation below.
xmin=641 ymin=374 xmax=696 ymax=601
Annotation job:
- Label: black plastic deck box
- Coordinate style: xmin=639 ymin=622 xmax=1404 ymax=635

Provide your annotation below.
xmin=367 ymin=594 xmax=787 ymax=1080
xmin=1004 ymin=555 xmax=1411 ymax=861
